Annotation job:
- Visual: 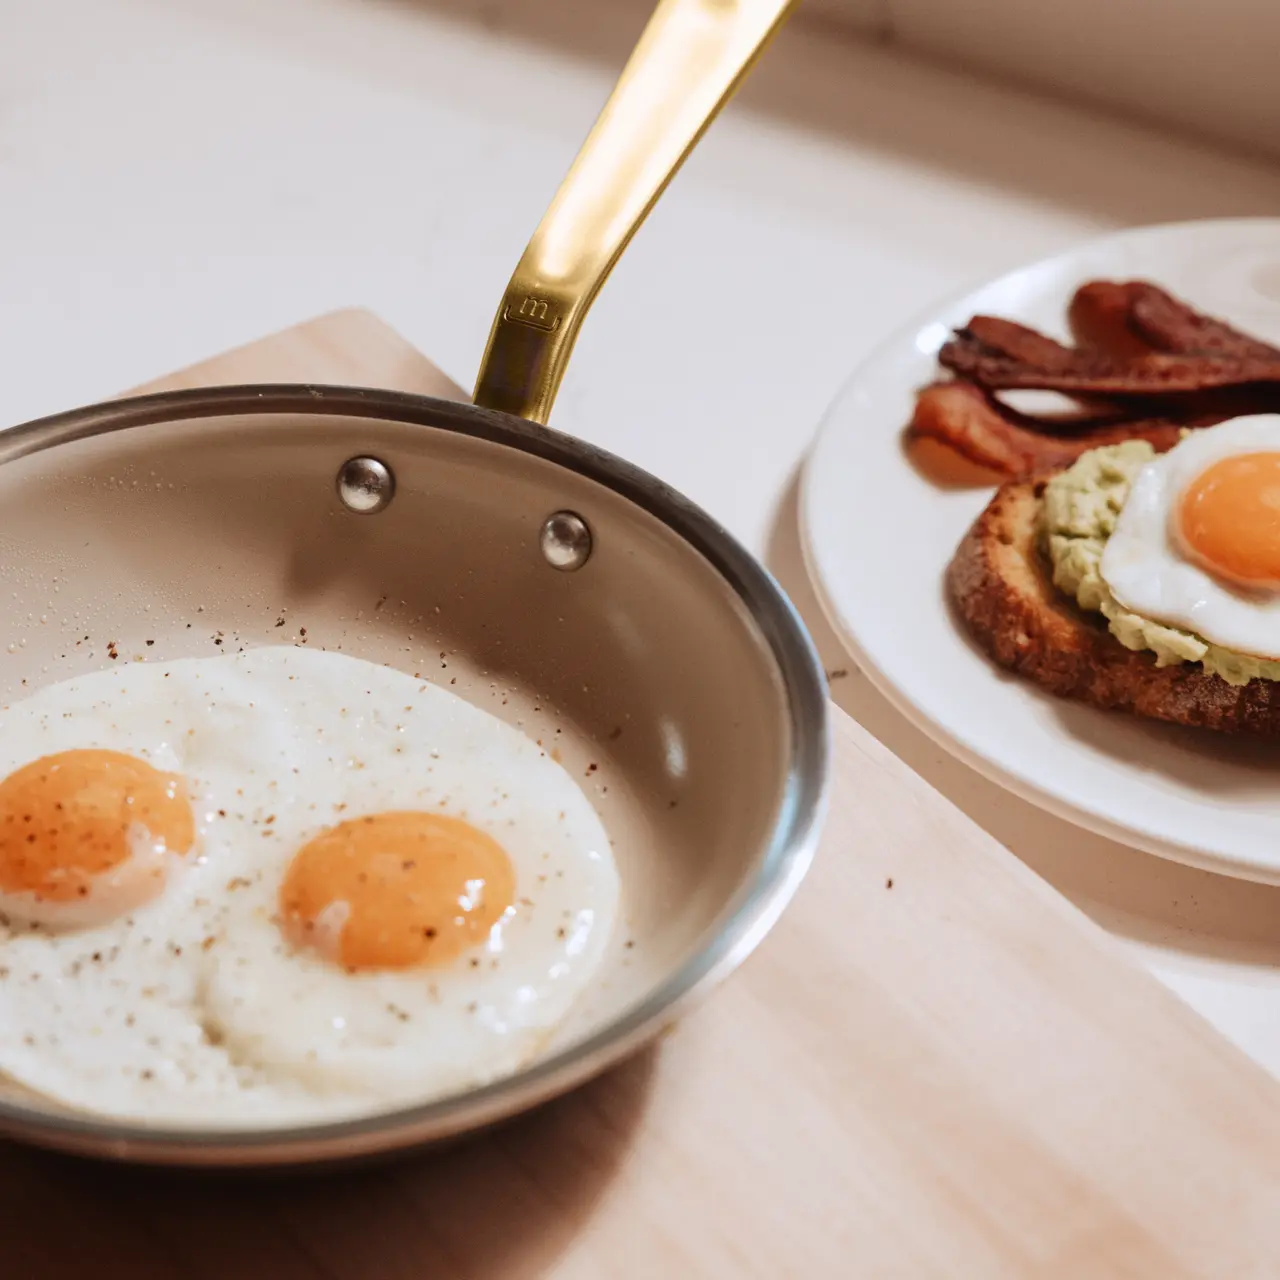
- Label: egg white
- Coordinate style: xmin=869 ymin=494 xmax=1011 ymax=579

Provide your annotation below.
xmin=1100 ymin=414 xmax=1280 ymax=659
xmin=0 ymin=647 xmax=619 ymax=1126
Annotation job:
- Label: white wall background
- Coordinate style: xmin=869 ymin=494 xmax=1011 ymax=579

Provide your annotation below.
xmin=806 ymin=0 xmax=1280 ymax=163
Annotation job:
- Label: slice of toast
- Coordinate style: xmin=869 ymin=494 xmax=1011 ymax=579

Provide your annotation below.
xmin=946 ymin=479 xmax=1280 ymax=734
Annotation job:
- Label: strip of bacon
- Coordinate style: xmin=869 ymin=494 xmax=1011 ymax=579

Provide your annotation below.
xmin=1126 ymin=283 xmax=1280 ymax=359
xmin=907 ymin=381 xmax=1186 ymax=478
xmin=962 ymin=316 xmax=1080 ymax=369
xmin=966 ymin=308 xmax=1143 ymax=414
xmin=1068 ymin=279 xmax=1280 ymax=362
xmin=938 ymin=335 xmax=1280 ymax=397
xmin=1068 ymin=281 xmax=1160 ymax=358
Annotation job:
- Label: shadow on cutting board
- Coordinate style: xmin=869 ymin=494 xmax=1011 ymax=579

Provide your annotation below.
xmin=0 ymin=1046 xmax=656 ymax=1280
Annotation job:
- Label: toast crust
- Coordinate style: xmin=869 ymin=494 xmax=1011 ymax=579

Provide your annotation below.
xmin=946 ymin=480 xmax=1280 ymax=734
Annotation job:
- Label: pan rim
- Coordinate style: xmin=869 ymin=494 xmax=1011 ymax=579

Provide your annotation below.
xmin=0 ymin=384 xmax=830 ymax=1167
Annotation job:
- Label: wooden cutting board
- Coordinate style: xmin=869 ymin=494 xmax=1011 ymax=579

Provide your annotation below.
xmin=5 ymin=310 xmax=1280 ymax=1279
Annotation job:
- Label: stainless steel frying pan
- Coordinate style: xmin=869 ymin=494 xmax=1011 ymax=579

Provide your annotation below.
xmin=0 ymin=0 xmax=826 ymax=1166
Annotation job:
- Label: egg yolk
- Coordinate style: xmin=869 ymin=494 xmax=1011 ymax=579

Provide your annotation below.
xmin=278 ymin=812 xmax=516 ymax=972
xmin=0 ymin=749 xmax=195 ymax=903
xmin=1178 ymin=452 xmax=1280 ymax=590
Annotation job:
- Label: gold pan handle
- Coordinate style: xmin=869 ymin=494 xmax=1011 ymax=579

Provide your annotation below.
xmin=472 ymin=0 xmax=795 ymax=423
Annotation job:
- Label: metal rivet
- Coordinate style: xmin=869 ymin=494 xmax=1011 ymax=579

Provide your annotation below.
xmin=540 ymin=511 xmax=592 ymax=571
xmin=336 ymin=457 xmax=395 ymax=514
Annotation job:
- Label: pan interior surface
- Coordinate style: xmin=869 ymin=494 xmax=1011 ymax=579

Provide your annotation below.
xmin=0 ymin=400 xmax=817 ymax=1160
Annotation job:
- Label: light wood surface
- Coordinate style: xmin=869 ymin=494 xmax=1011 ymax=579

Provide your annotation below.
xmin=5 ymin=311 xmax=1280 ymax=1278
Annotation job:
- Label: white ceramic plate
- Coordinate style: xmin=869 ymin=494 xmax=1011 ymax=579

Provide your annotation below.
xmin=801 ymin=218 xmax=1280 ymax=883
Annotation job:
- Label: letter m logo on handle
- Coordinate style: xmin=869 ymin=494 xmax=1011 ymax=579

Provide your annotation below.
xmin=504 ymin=295 xmax=561 ymax=332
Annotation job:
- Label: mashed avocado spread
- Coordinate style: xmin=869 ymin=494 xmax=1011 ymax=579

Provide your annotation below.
xmin=1042 ymin=441 xmax=1280 ymax=686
